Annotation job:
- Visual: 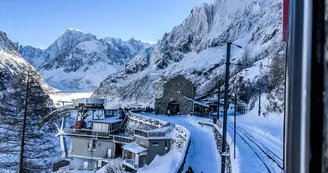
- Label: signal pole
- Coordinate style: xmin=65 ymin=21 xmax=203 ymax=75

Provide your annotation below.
xmin=221 ymin=42 xmax=231 ymax=173
xmin=234 ymin=88 xmax=237 ymax=159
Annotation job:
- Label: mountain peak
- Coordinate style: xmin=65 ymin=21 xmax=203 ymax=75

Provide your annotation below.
xmin=128 ymin=37 xmax=136 ymax=41
xmin=57 ymin=28 xmax=96 ymax=41
xmin=67 ymin=28 xmax=82 ymax=32
xmin=0 ymin=31 xmax=20 ymax=55
xmin=19 ymin=30 xmax=149 ymax=91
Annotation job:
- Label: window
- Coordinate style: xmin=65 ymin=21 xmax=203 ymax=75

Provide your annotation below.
xmin=107 ymin=149 xmax=112 ymax=158
xmin=152 ymin=142 xmax=159 ymax=147
xmin=139 ymin=139 xmax=145 ymax=145
xmin=165 ymin=142 xmax=168 ymax=147
xmin=97 ymin=160 xmax=102 ymax=168
xmin=88 ymin=140 xmax=96 ymax=150
xmin=83 ymin=162 xmax=88 ymax=170
xmin=93 ymin=123 xmax=108 ymax=132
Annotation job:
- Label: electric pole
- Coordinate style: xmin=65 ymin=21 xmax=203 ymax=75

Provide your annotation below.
xmin=234 ymin=88 xmax=237 ymax=159
xmin=221 ymin=42 xmax=231 ymax=173
xmin=217 ymin=80 xmax=221 ymax=120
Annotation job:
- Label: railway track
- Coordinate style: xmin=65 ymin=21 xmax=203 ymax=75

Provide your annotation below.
xmin=234 ymin=122 xmax=283 ymax=165
xmin=227 ymin=121 xmax=283 ymax=172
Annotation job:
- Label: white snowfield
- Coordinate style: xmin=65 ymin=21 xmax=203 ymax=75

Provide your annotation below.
xmin=139 ymin=105 xmax=283 ymax=173
xmin=141 ymin=113 xmax=221 ymax=173
xmin=224 ymin=106 xmax=283 ymax=172
xmin=48 ymin=91 xmax=93 ymax=107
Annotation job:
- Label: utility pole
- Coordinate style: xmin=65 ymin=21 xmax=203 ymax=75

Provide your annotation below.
xmin=221 ymin=42 xmax=231 ymax=173
xmin=258 ymin=90 xmax=261 ymax=116
xmin=234 ymin=88 xmax=237 ymax=159
xmin=217 ymin=80 xmax=221 ymax=120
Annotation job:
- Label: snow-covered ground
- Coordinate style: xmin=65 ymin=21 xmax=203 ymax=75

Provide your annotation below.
xmin=139 ymin=107 xmax=283 ymax=173
xmin=141 ymin=113 xmax=221 ymax=173
xmin=50 ymin=91 xmax=283 ymax=173
xmin=137 ymin=149 xmax=182 ymax=173
xmin=223 ymin=110 xmax=283 ymax=173
xmin=49 ymin=91 xmax=93 ymax=107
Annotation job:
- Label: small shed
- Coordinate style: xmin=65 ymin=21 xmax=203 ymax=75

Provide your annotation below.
xmin=122 ymin=142 xmax=148 ymax=171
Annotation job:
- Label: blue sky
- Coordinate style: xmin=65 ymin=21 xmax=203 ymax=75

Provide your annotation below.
xmin=0 ymin=0 xmax=213 ymax=48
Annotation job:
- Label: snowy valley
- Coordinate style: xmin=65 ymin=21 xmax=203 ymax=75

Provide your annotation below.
xmin=20 ymin=28 xmax=151 ymax=91
xmin=0 ymin=0 xmax=287 ymax=172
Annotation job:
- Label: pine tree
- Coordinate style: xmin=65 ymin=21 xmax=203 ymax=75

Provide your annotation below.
xmin=0 ymin=65 xmax=58 ymax=172
xmin=268 ymin=52 xmax=286 ymax=91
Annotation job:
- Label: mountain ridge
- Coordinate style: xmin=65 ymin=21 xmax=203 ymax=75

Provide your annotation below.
xmin=20 ymin=28 xmax=151 ymax=91
xmin=92 ymin=0 xmax=285 ymax=114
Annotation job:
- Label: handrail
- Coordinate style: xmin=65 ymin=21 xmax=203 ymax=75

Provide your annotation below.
xmin=62 ymin=128 xmax=134 ymax=143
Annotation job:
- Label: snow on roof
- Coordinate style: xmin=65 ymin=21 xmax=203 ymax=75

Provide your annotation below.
xmin=194 ymin=100 xmax=209 ymax=108
xmin=69 ymin=155 xmax=105 ymax=160
xmin=147 ymin=127 xmax=174 ymax=140
xmin=180 ymin=95 xmax=210 ymax=107
xmin=147 ymin=126 xmax=170 ymax=133
xmin=66 ymin=170 xmax=95 ymax=173
xmin=122 ymin=142 xmax=148 ymax=153
xmin=147 ymin=134 xmax=173 ymax=140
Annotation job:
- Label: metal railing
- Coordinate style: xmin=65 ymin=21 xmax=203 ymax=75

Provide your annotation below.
xmin=134 ymin=129 xmax=167 ymax=138
xmin=62 ymin=128 xmax=134 ymax=143
xmin=148 ymin=132 xmax=166 ymax=138
xmin=134 ymin=129 xmax=148 ymax=138
xmin=63 ymin=128 xmax=111 ymax=136
xmin=114 ymin=136 xmax=134 ymax=143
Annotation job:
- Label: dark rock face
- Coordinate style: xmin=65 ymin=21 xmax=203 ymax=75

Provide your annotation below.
xmin=0 ymin=31 xmax=20 ymax=55
xmin=19 ymin=45 xmax=43 ymax=62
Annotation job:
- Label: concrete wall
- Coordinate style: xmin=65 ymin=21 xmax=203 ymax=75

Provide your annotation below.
xmin=69 ymin=157 xmax=106 ymax=170
xmin=135 ymin=135 xmax=150 ymax=147
xmin=71 ymin=138 xmax=116 ymax=159
xmin=146 ymin=139 xmax=171 ymax=164
xmin=134 ymin=136 xmax=171 ymax=164
xmin=213 ymin=122 xmax=232 ymax=173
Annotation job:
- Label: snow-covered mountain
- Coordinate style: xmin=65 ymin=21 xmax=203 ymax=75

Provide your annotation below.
xmin=0 ymin=31 xmax=60 ymax=173
xmin=20 ymin=28 xmax=151 ymax=91
xmin=92 ymin=0 xmax=285 ymax=114
xmin=0 ymin=31 xmax=33 ymax=90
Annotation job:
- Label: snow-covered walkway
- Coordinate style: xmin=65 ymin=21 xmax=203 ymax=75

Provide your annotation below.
xmin=142 ymin=113 xmax=221 ymax=173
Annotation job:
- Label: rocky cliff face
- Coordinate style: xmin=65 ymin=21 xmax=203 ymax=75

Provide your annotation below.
xmin=0 ymin=31 xmax=32 ymax=91
xmin=93 ymin=0 xmax=285 ymax=113
xmin=20 ymin=28 xmax=151 ymax=91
